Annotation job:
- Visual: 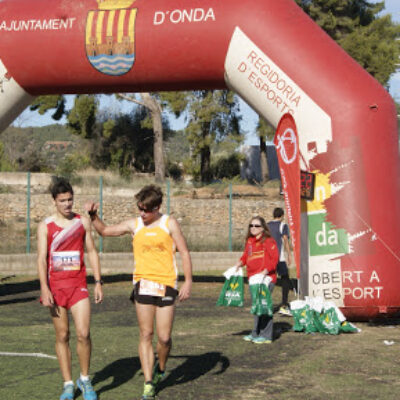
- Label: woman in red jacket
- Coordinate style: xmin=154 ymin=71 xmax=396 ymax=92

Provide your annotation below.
xmin=236 ymin=216 xmax=279 ymax=344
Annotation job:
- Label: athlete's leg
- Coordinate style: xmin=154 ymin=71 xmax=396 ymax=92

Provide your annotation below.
xmin=70 ymin=297 xmax=91 ymax=376
xmin=50 ymin=305 xmax=72 ymax=381
xmin=135 ymin=302 xmax=157 ymax=383
xmin=277 ymin=262 xmax=290 ymax=307
xmin=281 ymin=273 xmax=291 ymax=307
xmin=155 ymin=304 xmax=175 ymax=372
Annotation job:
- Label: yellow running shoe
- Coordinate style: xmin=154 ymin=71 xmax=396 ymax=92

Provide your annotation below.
xmin=141 ymin=382 xmax=155 ymax=400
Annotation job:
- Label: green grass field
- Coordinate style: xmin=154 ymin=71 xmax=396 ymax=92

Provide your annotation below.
xmin=1 ymin=275 xmax=399 ymax=400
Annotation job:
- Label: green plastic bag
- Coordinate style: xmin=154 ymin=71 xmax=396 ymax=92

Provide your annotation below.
xmin=340 ymin=321 xmax=360 ymax=333
xmin=290 ymin=298 xmax=360 ymax=335
xmin=319 ymin=306 xmax=341 ymax=335
xmin=318 ymin=301 xmax=352 ymax=335
xmin=216 ymin=268 xmax=244 ymax=307
xmin=303 ymin=307 xmax=318 ymax=333
xmin=290 ymin=301 xmax=308 ymax=332
xmin=290 ymin=300 xmax=318 ymax=333
xmin=249 ymin=274 xmax=273 ymax=316
xmin=312 ymin=311 xmax=330 ymax=334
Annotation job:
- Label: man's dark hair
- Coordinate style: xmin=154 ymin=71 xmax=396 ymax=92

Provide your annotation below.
xmin=273 ymin=207 xmax=284 ymax=218
xmin=49 ymin=177 xmax=73 ymax=199
xmin=135 ymin=185 xmax=163 ymax=210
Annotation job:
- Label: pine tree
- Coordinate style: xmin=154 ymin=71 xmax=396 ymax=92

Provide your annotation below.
xmin=183 ymin=90 xmax=241 ymax=183
xmin=30 ymin=95 xmax=65 ymax=121
xmin=67 ymin=95 xmax=97 ymax=138
xmin=117 ymin=93 xmax=166 ymax=182
xmin=294 ymin=0 xmax=400 ymax=85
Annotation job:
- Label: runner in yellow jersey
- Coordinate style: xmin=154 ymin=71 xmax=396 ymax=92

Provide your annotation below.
xmin=85 ymin=185 xmax=192 ymax=400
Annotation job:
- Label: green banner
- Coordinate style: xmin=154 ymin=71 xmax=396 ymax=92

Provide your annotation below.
xmin=308 ymin=212 xmax=349 ymax=256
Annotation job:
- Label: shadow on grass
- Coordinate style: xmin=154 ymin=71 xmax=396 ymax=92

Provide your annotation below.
xmin=0 ymin=296 xmax=37 ymax=306
xmin=232 ymin=321 xmax=293 ymax=341
xmin=0 ymin=275 xmax=134 ymax=298
xmin=90 ymin=352 xmax=229 ymax=397
xmin=0 ymin=279 xmax=39 ymax=296
xmin=368 ymin=317 xmax=400 ymax=326
xmin=92 ymin=357 xmax=141 ymax=396
xmin=157 ymin=352 xmax=230 ymax=394
xmin=90 ymin=274 xmax=234 ymax=284
xmin=0 ymin=274 xmax=297 ymax=295
xmin=0 ymin=274 xmax=229 ymax=298
xmin=92 ymin=274 xmax=227 ymax=284
xmin=274 ymin=321 xmax=294 ymax=338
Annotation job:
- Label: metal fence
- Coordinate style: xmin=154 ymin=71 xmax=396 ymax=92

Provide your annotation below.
xmin=0 ymin=172 xmax=282 ymax=254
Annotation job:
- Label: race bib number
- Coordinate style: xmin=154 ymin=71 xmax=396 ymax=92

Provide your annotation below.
xmin=139 ymin=279 xmax=166 ymax=297
xmin=52 ymin=251 xmax=81 ymax=271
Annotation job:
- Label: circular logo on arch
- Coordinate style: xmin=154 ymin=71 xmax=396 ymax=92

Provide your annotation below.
xmin=276 ymin=127 xmax=298 ymax=164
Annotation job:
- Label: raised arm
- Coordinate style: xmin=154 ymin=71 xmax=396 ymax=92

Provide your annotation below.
xmin=85 ymin=201 xmax=135 ymax=237
xmin=82 ymin=216 xmax=103 ymax=304
xmin=168 ymin=216 xmax=192 ymax=301
xmin=37 ymin=221 xmax=53 ymax=307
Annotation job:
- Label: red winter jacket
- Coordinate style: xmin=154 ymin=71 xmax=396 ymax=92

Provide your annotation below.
xmin=240 ymin=236 xmax=279 ymax=282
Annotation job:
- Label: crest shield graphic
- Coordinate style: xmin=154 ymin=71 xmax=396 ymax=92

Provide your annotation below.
xmin=86 ymin=2 xmax=137 ymax=76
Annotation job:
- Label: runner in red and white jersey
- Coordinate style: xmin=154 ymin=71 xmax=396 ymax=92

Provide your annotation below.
xmin=46 ymin=213 xmax=87 ymax=290
xmin=37 ymin=177 xmax=103 ymax=400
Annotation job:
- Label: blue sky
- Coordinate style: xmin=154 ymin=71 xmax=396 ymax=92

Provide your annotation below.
xmin=12 ymin=0 xmax=400 ymax=145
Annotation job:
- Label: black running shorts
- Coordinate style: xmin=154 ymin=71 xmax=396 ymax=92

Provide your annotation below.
xmin=130 ymin=280 xmax=178 ymax=307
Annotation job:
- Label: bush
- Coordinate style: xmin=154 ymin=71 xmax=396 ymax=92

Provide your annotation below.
xmin=213 ymin=154 xmax=241 ymax=179
xmin=55 ymin=153 xmax=91 ymax=180
xmin=167 ymin=162 xmax=183 ymax=181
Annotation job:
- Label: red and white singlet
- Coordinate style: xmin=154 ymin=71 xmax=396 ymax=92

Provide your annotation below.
xmin=46 ymin=214 xmax=87 ymax=290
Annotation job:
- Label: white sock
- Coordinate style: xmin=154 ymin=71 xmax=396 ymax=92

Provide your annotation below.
xmin=64 ymin=380 xmax=73 ymax=387
xmin=80 ymin=374 xmax=90 ymax=382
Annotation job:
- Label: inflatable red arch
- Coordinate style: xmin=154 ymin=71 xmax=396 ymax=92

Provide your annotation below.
xmin=1 ymin=0 xmax=399 ymax=320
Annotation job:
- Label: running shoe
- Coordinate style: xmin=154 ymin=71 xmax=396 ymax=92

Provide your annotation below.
xmin=252 ymin=337 xmax=272 ymax=344
xmin=152 ymin=361 xmax=165 ymax=387
xmin=279 ymin=306 xmax=292 ymax=316
xmin=243 ymin=334 xmax=255 ymax=342
xmin=141 ymin=382 xmax=155 ymax=400
xmin=60 ymin=383 xmax=74 ymax=400
xmin=76 ymin=378 xmax=97 ymax=400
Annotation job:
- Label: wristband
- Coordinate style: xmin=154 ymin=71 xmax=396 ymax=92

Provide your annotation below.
xmin=88 ymin=210 xmax=97 ymax=220
xmin=95 ymin=280 xmax=103 ymax=285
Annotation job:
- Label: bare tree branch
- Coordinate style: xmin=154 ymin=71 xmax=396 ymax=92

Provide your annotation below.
xmin=117 ymin=93 xmax=146 ymax=107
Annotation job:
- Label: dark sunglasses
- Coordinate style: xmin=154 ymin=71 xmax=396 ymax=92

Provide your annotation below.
xmin=137 ymin=205 xmax=157 ymax=213
xmin=249 ymin=224 xmax=262 ymax=228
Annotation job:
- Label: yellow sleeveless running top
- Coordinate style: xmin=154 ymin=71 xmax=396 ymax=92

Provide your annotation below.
xmin=132 ymin=214 xmax=178 ymax=289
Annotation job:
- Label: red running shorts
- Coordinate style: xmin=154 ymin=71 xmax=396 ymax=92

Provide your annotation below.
xmin=51 ymin=285 xmax=89 ymax=309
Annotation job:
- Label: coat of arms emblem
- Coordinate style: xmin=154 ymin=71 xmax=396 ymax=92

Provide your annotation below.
xmin=86 ymin=0 xmax=137 ymax=76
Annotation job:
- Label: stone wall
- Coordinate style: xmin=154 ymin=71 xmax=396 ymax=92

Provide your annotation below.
xmin=0 ymin=172 xmax=285 ymax=252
